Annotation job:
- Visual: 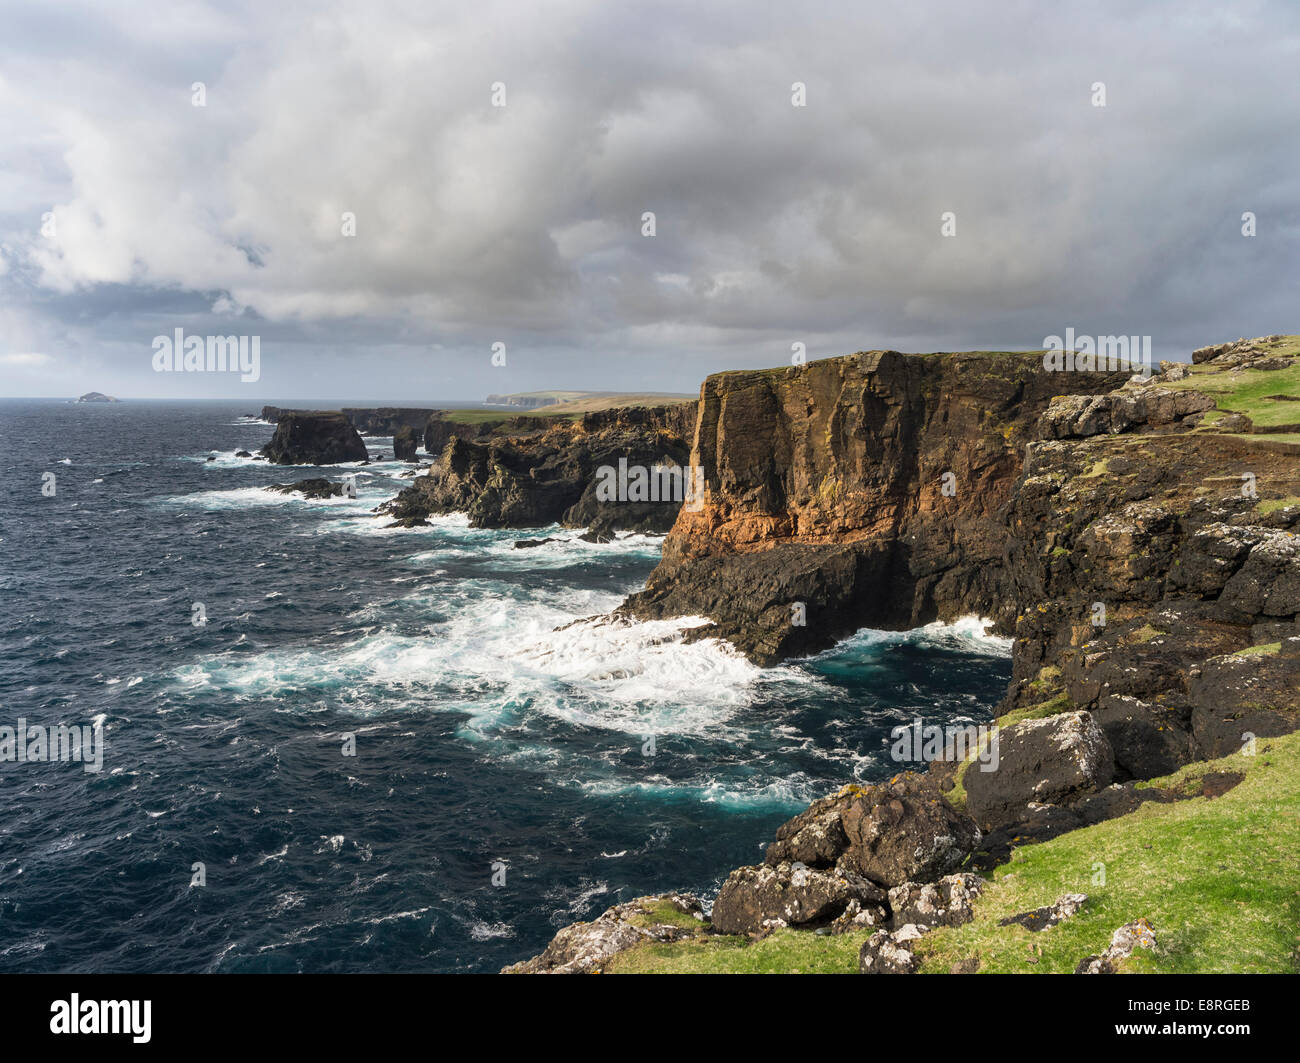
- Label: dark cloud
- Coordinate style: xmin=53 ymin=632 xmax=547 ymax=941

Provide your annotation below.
xmin=1 ymin=0 xmax=1297 ymax=399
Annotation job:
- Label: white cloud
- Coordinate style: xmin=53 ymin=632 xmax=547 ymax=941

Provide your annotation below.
xmin=0 ymin=351 xmax=52 ymax=367
xmin=0 ymin=0 xmax=1298 ymax=398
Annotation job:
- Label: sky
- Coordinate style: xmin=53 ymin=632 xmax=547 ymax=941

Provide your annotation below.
xmin=1 ymin=0 xmax=1298 ymax=401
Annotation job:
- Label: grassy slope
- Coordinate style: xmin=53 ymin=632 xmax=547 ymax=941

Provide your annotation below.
xmin=916 ymin=733 xmax=1300 ymax=974
xmin=1163 ymin=335 xmax=1300 ymax=428
xmin=605 ymin=732 xmax=1300 ymax=974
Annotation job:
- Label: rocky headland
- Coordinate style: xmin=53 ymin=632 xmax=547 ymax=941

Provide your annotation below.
xmin=492 ymin=334 xmax=1300 ymax=974
xmin=380 ymin=404 xmax=696 ymax=535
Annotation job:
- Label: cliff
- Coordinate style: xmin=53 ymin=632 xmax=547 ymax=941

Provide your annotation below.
xmin=507 ymin=335 xmax=1300 ymax=974
xmin=619 ymin=351 xmax=1130 ymax=663
xmin=382 ymin=404 xmax=695 ymax=534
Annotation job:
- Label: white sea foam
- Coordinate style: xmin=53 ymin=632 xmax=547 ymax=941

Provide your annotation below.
xmin=825 ymin=614 xmax=1012 ymax=658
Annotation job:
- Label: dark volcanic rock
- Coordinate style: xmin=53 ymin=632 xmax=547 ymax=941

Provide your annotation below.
xmin=1189 ymin=643 xmax=1300 ymax=757
xmin=764 ymin=788 xmax=855 ymax=867
xmin=998 ymin=892 xmax=1088 ymax=931
xmin=620 ymin=351 xmax=1130 ymax=661
xmin=964 ymin=712 xmax=1114 ymax=830
xmin=1091 ymin=694 xmax=1195 ymax=780
xmin=382 ymin=405 xmax=693 ymax=531
xmin=709 ymin=861 xmax=886 ymax=936
xmin=836 ymin=774 xmax=981 ymax=888
xmin=260 ymin=411 xmax=368 ymax=465
xmin=763 ymin=776 xmax=979 ymax=890
xmin=392 ymin=424 xmax=419 ymax=462
xmin=267 ymin=478 xmax=346 ymax=500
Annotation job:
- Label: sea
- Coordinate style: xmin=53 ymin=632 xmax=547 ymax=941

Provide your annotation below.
xmin=0 ymin=398 xmax=1012 ymax=972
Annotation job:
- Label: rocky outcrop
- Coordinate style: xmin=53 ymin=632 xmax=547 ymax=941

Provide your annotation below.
xmin=710 ymin=862 xmax=887 ymax=936
xmin=500 ymin=894 xmax=704 ymax=974
xmin=887 ymin=873 xmax=985 ymax=930
xmin=761 ymin=775 xmax=980 ymax=890
xmin=77 ymin=391 xmax=119 ymax=403
xmin=964 ymin=712 xmax=1114 ymax=829
xmin=1037 ymin=387 xmax=1214 ymax=439
xmin=392 ymin=425 xmax=419 ymax=462
xmin=999 ymin=892 xmax=1088 ymax=931
xmin=618 ymin=351 xmax=1130 ymax=664
xmin=502 ymin=337 xmax=1300 ymax=973
xmin=423 ymin=412 xmax=548 ymax=453
xmin=1192 ymin=335 xmax=1287 ymax=367
xmin=267 ymin=478 xmax=348 ymax=499
xmin=1075 ymin=918 xmax=1157 ymax=973
xmin=260 ymin=412 xmax=368 ymax=465
xmin=382 ymin=404 xmax=695 ymax=531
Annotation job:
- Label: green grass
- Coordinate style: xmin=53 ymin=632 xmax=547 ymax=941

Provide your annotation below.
xmin=1258 ymin=496 xmax=1300 ymax=515
xmin=607 ymin=925 xmax=872 ymax=974
xmin=915 ymin=732 xmax=1300 ymax=973
xmin=602 ymin=732 xmax=1300 ymax=973
xmin=438 ymin=409 xmax=521 ymax=424
xmin=1234 ymin=641 xmax=1282 ymax=657
xmin=625 ymin=900 xmax=706 ymax=932
xmin=1162 ymin=336 xmax=1300 ymax=428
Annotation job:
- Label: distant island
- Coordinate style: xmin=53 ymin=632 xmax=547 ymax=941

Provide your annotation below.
xmin=77 ymin=392 xmax=120 ymax=403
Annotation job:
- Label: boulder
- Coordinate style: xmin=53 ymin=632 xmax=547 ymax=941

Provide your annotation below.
xmin=859 ymin=925 xmax=925 ymax=974
xmin=502 ymin=894 xmax=703 ymax=974
xmin=999 ymin=892 xmax=1088 ymax=932
xmin=964 ymin=711 xmax=1115 ymax=829
xmin=1090 ymin=694 xmax=1196 ymax=780
xmin=764 ymin=788 xmax=854 ymax=868
xmin=887 ymin=873 xmax=985 ymax=930
xmin=1189 ymin=644 xmax=1300 ymax=757
xmin=260 ymin=411 xmax=367 ymax=465
xmin=709 ymin=861 xmax=886 ymax=936
xmin=835 ymin=773 xmax=981 ymax=888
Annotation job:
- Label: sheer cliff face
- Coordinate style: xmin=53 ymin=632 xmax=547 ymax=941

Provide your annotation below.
xmin=625 ymin=341 xmax=1300 ymax=781
xmin=622 ymin=351 xmax=1130 ymax=663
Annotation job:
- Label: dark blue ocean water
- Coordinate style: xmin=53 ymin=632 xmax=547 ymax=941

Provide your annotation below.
xmin=0 ymin=399 xmax=1012 ymax=973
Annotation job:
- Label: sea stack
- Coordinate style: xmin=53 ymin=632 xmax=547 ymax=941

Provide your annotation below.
xmin=260 ymin=411 xmax=368 ymax=465
xmin=393 ymin=424 xmax=419 ymax=461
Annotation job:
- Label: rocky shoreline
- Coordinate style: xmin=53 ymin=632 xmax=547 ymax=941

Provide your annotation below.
xmin=483 ymin=335 xmax=1300 ymax=974
xmin=252 ymin=337 xmax=1299 ymax=973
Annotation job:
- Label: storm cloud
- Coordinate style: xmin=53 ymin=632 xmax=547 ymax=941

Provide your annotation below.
xmin=1 ymin=0 xmax=1298 ymax=398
